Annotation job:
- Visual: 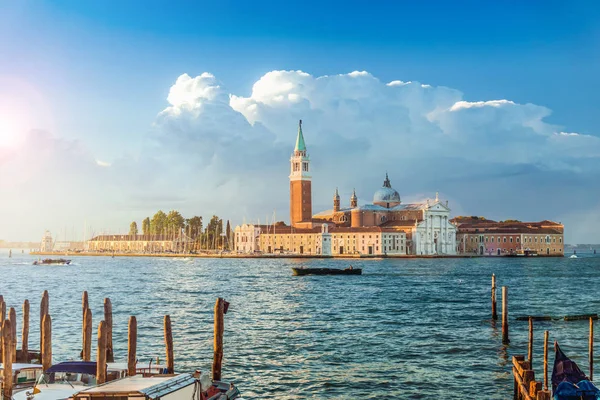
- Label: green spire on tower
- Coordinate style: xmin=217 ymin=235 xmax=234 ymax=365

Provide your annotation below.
xmin=295 ymin=119 xmax=306 ymax=152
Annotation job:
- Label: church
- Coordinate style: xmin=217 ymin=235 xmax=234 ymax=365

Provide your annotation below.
xmin=234 ymin=121 xmax=457 ymax=256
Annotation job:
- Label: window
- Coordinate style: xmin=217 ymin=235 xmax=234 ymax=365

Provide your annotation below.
xmin=517 ymin=238 xmax=520 ymax=243
xmin=302 ymin=162 xmax=308 ymax=172
xmin=503 ymin=237 xmax=507 ymax=243
xmin=510 ymin=237 xmax=513 ymax=243
xmin=491 ymin=237 xmax=494 ymax=243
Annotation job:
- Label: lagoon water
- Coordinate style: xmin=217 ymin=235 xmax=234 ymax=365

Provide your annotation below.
xmin=1 ymin=250 xmax=599 ymax=399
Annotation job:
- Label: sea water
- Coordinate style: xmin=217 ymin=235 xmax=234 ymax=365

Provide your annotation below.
xmin=1 ymin=250 xmax=599 ymax=399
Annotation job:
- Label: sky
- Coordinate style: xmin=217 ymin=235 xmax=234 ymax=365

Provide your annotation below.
xmin=0 ymin=0 xmax=599 ymax=243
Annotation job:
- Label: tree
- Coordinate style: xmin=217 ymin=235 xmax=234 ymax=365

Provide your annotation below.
xmin=185 ymin=216 xmax=203 ymax=239
xmin=129 ymin=221 xmax=138 ymax=236
xmin=142 ymin=217 xmax=151 ymax=235
xmin=205 ymin=215 xmax=223 ymax=250
xmin=166 ymin=210 xmax=185 ymax=234
xmin=151 ymin=210 xmax=167 ymax=234
xmin=225 ymin=220 xmax=231 ymax=250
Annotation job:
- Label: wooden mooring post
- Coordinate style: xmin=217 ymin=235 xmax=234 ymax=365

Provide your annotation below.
xmin=590 ymin=317 xmax=594 ymax=381
xmin=544 ymin=331 xmax=549 ymax=390
xmin=41 ymin=314 xmax=52 ymax=371
xmin=40 ymin=290 xmax=49 ymax=361
xmin=97 ymin=321 xmax=107 ymax=384
xmin=164 ymin=315 xmax=174 ymax=374
xmin=2 ymin=319 xmax=13 ymax=400
xmin=128 ymin=316 xmax=137 ymax=377
xmin=9 ymin=307 xmax=16 ymax=362
xmin=502 ymin=286 xmax=510 ymax=344
xmin=212 ymin=298 xmax=225 ymax=381
xmin=492 ymin=274 xmax=498 ymax=320
xmin=104 ymin=298 xmax=114 ymax=362
xmin=21 ymin=300 xmax=29 ymax=363
xmin=0 ymin=299 xmax=4 ymax=364
xmin=82 ymin=308 xmax=92 ymax=361
xmin=528 ymin=317 xmax=533 ymax=366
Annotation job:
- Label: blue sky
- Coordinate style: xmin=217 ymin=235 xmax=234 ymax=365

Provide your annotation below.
xmin=1 ymin=1 xmax=599 ymax=241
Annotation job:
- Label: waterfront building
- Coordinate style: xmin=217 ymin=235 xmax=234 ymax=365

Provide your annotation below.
xmin=87 ymin=233 xmax=194 ymax=253
xmin=234 ymin=120 xmax=455 ymax=256
xmin=452 ymin=217 xmax=564 ymax=256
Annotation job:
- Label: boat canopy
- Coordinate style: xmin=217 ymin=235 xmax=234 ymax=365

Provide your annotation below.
xmin=47 ymin=362 xmax=98 ymax=376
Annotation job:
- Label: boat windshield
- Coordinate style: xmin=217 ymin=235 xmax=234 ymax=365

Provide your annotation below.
xmin=36 ymin=372 xmax=96 ymax=387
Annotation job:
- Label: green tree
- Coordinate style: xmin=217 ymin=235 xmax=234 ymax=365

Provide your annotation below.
xmin=225 ymin=220 xmax=231 ymax=250
xmin=142 ymin=217 xmax=151 ymax=235
xmin=166 ymin=210 xmax=185 ymax=234
xmin=129 ymin=221 xmax=138 ymax=236
xmin=151 ymin=210 xmax=167 ymax=234
xmin=205 ymin=215 xmax=223 ymax=250
xmin=185 ymin=216 xmax=203 ymax=239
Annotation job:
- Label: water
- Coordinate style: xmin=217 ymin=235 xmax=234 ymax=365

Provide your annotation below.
xmin=1 ymin=250 xmax=599 ymax=399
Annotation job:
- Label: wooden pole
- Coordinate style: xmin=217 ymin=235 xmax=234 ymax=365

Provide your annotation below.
xmin=528 ymin=317 xmax=533 ymax=366
xmin=502 ymin=286 xmax=509 ymax=344
xmin=21 ymin=300 xmax=29 ymax=363
xmin=40 ymin=290 xmax=49 ymax=361
xmin=104 ymin=298 xmax=114 ymax=362
xmin=127 ymin=316 xmax=137 ymax=377
xmin=82 ymin=291 xmax=88 ymax=349
xmin=9 ymin=307 xmax=16 ymax=362
xmin=2 ymin=319 xmax=13 ymax=400
xmin=544 ymin=330 xmax=549 ymax=390
xmin=83 ymin=308 xmax=92 ymax=361
xmin=41 ymin=314 xmax=52 ymax=371
xmin=590 ymin=317 xmax=594 ymax=381
xmin=0 ymin=300 xmax=4 ymax=363
xmin=164 ymin=315 xmax=174 ymax=374
xmin=491 ymin=273 xmax=497 ymax=320
xmin=82 ymin=291 xmax=88 ymax=318
xmin=212 ymin=298 xmax=224 ymax=381
xmin=97 ymin=321 xmax=107 ymax=384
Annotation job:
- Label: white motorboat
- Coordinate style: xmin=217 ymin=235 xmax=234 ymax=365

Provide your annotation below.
xmin=0 ymin=363 xmax=44 ymax=393
xmin=71 ymin=373 xmax=244 ymax=400
xmin=13 ymin=361 xmax=130 ymax=400
xmin=570 ymin=254 xmax=578 ymax=259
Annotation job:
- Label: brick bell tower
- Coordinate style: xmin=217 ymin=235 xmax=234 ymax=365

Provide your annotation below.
xmin=289 ymin=120 xmax=312 ymax=227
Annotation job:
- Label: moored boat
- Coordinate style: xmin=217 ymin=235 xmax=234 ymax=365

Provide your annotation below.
xmin=33 ymin=259 xmax=71 ymax=266
xmin=552 ymin=341 xmax=600 ymax=399
xmin=0 ymin=363 xmax=43 ymax=394
xmin=514 ymin=249 xmax=538 ymax=257
xmin=292 ymin=266 xmax=362 ymax=276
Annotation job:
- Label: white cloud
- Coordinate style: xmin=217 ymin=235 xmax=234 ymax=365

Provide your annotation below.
xmin=2 ymin=69 xmax=599 ymax=243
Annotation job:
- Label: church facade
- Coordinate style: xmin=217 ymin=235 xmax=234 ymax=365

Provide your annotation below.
xmin=234 ymin=120 xmax=457 ymax=256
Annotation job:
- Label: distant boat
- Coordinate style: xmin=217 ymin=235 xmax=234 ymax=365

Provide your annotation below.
xmin=292 ymin=267 xmax=362 ymax=276
xmin=33 ymin=259 xmax=71 ymax=265
xmin=8 ymin=249 xmax=11 ymax=258
xmin=514 ymin=249 xmax=538 ymax=257
xmin=569 ymin=254 xmax=578 ymax=259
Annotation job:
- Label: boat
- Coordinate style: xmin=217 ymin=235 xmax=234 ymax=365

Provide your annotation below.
xmin=515 ymin=249 xmax=538 ymax=257
xmin=0 ymin=363 xmax=43 ymax=393
xmin=71 ymin=372 xmax=244 ymax=400
xmin=570 ymin=254 xmax=578 ymax=259
xmin=13 ymin=361 xmax=132 ymax=400
xmin=552 ymin=341 xmax=600 ymax=399
xmin=13 ymin=361 xmax=99 ymax=400
xmin=292 ymin=266 xmax=362 ymax=276
xmin=33 ymin=259 xmax=71 ymax=265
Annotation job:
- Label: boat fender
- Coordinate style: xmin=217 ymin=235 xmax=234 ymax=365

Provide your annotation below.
xmin=200 ymin=373 xmax=212 ymax=392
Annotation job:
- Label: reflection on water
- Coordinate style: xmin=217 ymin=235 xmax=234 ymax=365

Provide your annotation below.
xmin=0 ymin=251 xmax=599 ymax=398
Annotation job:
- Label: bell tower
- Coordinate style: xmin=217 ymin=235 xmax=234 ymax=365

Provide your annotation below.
xmin=290 ymin=120 xmax=312 ymax=227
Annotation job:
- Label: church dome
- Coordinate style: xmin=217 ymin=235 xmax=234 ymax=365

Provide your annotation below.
xmin=373 ymin=173 xmax=401 ymax=208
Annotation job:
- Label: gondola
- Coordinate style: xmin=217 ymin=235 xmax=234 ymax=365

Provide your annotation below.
xmin=552 ymin=341 xmax=600 ymax=399
xmin=291 ymin=267 xmax=362 ymax=276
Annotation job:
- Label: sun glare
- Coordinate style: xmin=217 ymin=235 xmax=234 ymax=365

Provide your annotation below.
xmin=0 ymin=115 xmax=24 ymax=147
